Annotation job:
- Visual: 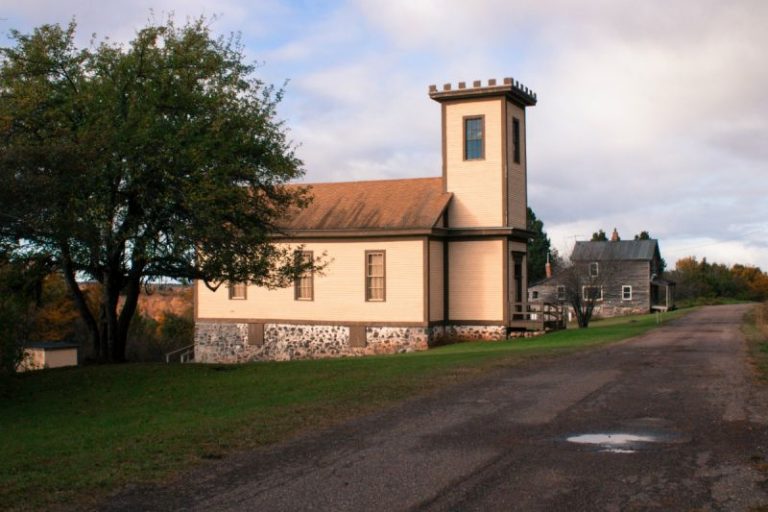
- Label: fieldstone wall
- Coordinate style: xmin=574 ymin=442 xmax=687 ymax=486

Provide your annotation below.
xmin=260 ymin=324 xmax=349 ymax=361
xmin=195 ymin=322 xmax=437 ymax=363
xmin=195 ymin=322 xmax=545 ymax=363
xmin=361 ymin=326 xmax=430 ymax=355
xmin=593 ymin=304 xmax=649 ymax=318
xmin=444 ymin=325 xmax=507 ymax=341
xmin=195 ymin=323 xmax=249 ymax=364
xmin=507 ymin=330 xmax=546 ymax=339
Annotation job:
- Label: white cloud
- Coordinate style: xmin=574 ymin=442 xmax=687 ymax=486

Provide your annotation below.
xmin=4 ymin=0 xmax=767 ymax=270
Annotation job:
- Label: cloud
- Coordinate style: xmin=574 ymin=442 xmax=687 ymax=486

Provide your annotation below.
xmin=4 ymin=0 xmax=766 ymax=270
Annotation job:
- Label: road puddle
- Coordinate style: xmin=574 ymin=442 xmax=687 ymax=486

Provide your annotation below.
xmin=566 ymin=432 xmax=662 ymax=453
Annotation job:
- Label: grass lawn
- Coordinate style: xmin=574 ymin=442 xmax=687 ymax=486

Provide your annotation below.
xmin=744 ymin=302 xmax=768 ymax=380
xmin=0 ymin=308 xmax=690 ymax=511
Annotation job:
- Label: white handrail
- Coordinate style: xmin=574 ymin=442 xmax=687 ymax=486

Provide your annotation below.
xmin=165 ymin=344 xmax=195 ymax=363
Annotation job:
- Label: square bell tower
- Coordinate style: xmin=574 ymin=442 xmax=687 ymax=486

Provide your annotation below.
xmin=429 ymin=78 xmax=537 ymax=230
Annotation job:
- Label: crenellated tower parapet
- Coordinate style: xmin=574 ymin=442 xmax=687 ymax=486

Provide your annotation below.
xmin=429 ymin=77 xmax=537 ymax=108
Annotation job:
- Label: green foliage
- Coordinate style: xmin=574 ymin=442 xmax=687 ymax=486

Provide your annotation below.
xmin=0 ymin=257 xmax=50 ymax=374
xmin=634 ymin=231 xmax=651 ymax=240
xmin=126 ymin=311 xmax=194 ymax=362
xmin=591 ymin=229 xmax=608 ymax=241
xmin=0 ymin=301 xmax=26 ymax=375
xmin=0 ymin=18 xmax=313 ymax=361
xmin=0 ymin=309 xmax=687 ymax=510
xmin=527 ymin=207 xmax=558 ymax=283
xmin=669 ymin=256 xmax=768 ymax=302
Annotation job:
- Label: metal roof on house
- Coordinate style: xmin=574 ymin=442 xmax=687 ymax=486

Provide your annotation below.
xmin=281 ymin=177 xmax=451 ymax=231
xmin=571 ymin=240 xmax=660 ymax=261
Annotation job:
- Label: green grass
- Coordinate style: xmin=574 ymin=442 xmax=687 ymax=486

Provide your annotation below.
xmin=744 ymin=302 xmax=768 ymax=380
xmin=0 ymin=308 xmax=690 ymax=511
xmin=677 ymin=297 xmax=752 ymax=308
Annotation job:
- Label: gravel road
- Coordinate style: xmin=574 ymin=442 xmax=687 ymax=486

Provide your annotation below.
xmin=102 ymin=304 xmax=768 ymax=511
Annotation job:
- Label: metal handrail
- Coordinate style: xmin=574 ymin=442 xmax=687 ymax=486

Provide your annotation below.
xmin=165 ymin=344 xmax=195 ymax=363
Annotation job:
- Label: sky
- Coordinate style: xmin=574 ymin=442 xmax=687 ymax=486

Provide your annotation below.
xmin=3 ymin=0 xmax=767 ymax=270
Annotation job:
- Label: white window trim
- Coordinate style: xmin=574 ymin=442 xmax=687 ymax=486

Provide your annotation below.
xmin=622 ymin=285 xmax=632 ymax=301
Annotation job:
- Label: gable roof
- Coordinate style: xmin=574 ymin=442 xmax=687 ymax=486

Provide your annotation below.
xmin=281 ymin=177 xmax=451 ymax=231
xmin=571 ymin=240 xmax=660 ymax=262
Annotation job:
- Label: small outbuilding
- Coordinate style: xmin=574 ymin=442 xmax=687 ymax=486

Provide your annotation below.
xmin=19 ymin=342 xmax=79 ymax=371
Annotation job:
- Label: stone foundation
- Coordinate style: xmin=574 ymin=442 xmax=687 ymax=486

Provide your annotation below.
xmin=195 ymin=322 xmax=543 ymax=363
xmin=195 ymin=322 xmax=249 ymax=364
xmin=443 ymin=325 xmax=507 ymax=341
xmin=592 ymin=304 xmax=649 ymax=318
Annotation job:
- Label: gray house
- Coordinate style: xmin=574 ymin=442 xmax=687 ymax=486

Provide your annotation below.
xmin=529 ymin=234 xmax=675 ymax=317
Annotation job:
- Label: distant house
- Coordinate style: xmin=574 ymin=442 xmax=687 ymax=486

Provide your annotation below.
xmin=194 ymin=77 xmax=539 ymax=363
xmin=529 ymin=230 xmax=675 ymax=317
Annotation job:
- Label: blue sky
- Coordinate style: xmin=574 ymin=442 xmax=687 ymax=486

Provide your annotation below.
xmin=3 ymin=0 xmax=767 ymax=270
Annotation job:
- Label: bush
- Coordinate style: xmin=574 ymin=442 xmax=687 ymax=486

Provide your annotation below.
xmin=126 ymin=311 xmax=194 ymax=362
xmin=0 ymin=301 xmax=27 ymax=375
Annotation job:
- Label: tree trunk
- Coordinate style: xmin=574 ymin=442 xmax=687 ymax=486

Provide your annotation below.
xmin=112 ymin=274 xmax=142 ymax=363
xmin=101 ymin=273 xmax=124 ymax=363
xmin=60 ymin=246 xmax=103 ymax=360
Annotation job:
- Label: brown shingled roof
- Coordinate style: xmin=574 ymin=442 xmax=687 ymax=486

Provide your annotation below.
xmin=282 ymin=177 xmax=451 ymax=231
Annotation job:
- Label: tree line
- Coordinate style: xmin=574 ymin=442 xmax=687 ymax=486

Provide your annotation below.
xmin=667 ymin=256 xmax=768 ymax=303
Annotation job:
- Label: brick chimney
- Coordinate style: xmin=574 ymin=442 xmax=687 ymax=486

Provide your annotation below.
xmin=611 ymin=228 xmax=620 ymax=242
xmin=545 ymin=253 xmax=552 ymax=278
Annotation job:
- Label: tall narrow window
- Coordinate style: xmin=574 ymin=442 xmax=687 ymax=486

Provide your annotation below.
xmin=365 ymin=251 xmax=385 ymax=301
xmin=229 ymin=282 xmax=247 ymax=300
xmin=512 ymin=117 xmax=521 ymax=164
xmin=556 ymin=285 xmax=566 ymax=301
xmin=589 ymin=262 xmax=599 ymax=277
xmin=464 ymin=116 xmax=484 ymax=160
xmin=294 ymin=251 xmax=314 ymax=301
xmin=622 ymin=285 xmax=632 ymax=301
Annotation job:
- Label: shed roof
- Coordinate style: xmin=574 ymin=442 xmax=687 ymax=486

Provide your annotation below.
xmin=571 ymin=240 xmax=660 ymax=261
xmin=25 ymin=342 xmax=79 ymax=350
xmin=281 ymin=177 xmax=451 ymax=231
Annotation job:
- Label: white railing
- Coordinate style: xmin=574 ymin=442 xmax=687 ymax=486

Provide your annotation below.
xmin=165 ymin=344 xmax=195 ymax=363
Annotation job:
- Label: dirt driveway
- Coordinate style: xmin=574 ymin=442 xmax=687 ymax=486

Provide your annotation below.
xmin=103 ymin=304 xmax=768 ymax=511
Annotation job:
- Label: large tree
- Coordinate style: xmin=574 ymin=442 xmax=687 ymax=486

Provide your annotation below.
xmin=0 ymin=19 xmax=313 ymax=362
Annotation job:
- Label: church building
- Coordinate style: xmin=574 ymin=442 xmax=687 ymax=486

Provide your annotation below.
xmin=194 ymin=77 xmax=538 ymax=362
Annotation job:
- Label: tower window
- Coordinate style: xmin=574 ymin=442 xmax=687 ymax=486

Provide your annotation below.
xmin=464 ymin=116 xmax=484 ymax=160
xmin=513 ymin=117 xmax=521 ymax=164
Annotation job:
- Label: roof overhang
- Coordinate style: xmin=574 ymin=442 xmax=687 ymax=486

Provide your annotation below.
xmin=275 ymin=226 xmax=535 ymax=241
